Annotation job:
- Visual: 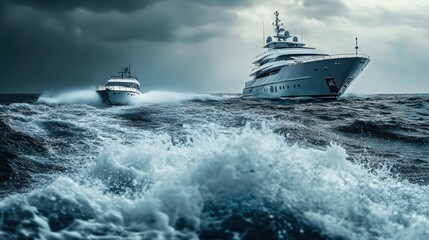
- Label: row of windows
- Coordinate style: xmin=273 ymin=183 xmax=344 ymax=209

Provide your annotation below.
xmin=112 ymin=92 xmax=137 ymax=96
xmin=106 ymin=82 xmax=140 ymax=90
xmin=254 ymin=84 xmax=302 ymax=93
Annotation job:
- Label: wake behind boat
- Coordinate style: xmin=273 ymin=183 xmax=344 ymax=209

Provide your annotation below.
xmin=96 ymin=66 xmax=141 ymax=105
xmin=243 ymin=11 xmax=370 ymax=99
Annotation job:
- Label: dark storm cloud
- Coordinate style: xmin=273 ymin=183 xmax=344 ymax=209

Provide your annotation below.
xmin=10 ymin=0 xmax=158 ymax=13
xmin=9 ymin=0 xmax=255 ymax=13
xmin=184 ymin=0 xmax=256 ymax=8
xmin=0 ymin=7 xmax=116 ymax=92
xmin=4 ymin=0 xmax=244 ymax=43
xmin=71 ymin=1 xmax=238 ymax=42
xmin=0 ymin=0 xmax=254 ymax=93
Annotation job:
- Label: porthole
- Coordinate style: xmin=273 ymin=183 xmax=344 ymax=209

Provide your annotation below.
xmin=315 ymin=68 xmax=318 ymax=71
xmin=298 ymin=84 xmax=301 ymax=88
xmin=294 ymin=85 xmax=296 ymax=88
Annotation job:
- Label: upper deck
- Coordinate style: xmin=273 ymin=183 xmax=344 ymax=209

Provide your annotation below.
xmin=105 ymin=65 xmax=140 ymax=86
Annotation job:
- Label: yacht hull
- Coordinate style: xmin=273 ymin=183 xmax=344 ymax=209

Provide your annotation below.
xmin=243 ymin=56 xmax=370 ymax=99
xmin=96 ymin=89 xmax=141 ymax=106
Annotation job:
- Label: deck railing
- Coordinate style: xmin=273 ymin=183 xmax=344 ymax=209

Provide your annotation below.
xmin=294 ymin=53 xmax=370 ymax=64
xmin=251 ymin=53 xmax=370 ymax=71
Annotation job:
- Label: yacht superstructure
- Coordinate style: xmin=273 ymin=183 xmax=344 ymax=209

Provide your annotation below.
xmin=96 ymin=66 xmax=141 ymax=105
xmin=243 ymin=11 xmax=370 ymax=99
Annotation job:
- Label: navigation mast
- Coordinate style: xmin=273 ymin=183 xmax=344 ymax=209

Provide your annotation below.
xmin=272 ymin=11 xmax=285 ymax=41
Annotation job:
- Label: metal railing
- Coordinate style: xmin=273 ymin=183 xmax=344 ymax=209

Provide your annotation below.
xmin=109 ymin=76 xmax=138 ymax=80
xmin=302 ymin=53 xmax=369 ymax=61
xmin=250 ymin=53 xmax=370 ymax=76
xmin=252 ymin=53 xmax=369 ymax=70
xmin=254 ymin=51 xmax=369 ymax=60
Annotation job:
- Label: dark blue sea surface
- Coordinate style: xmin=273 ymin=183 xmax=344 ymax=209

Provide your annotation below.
xmin=0 ymin=91 xmax=428 ymax=239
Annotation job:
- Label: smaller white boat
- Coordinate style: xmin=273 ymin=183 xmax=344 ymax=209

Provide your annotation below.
xmin=96 ymin=65 xmax=141 ymax=105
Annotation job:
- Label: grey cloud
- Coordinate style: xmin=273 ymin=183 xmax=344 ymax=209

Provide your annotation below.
xmin=0 ymin=0 xmax=247 ymax=93
xmin=9 ymin=0 xmax=256 ymax=13
xmin=5 ymin=0 xmax=238 ymax=43
xmin=183 ymin=0 xmax=257 ymax=8
xmin=355 ymin=5 xmax=429 ymax=31
xmin=10 ymin=0 xmax=158 ymax=13
xmin=291 ymin=0 xmax=350 ymax=19
xmin=0 ymin=12 xmax=118 ymax=92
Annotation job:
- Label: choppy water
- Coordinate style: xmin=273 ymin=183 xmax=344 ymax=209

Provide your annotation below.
xmin=0 ymin=91 xmax=428 ymax=239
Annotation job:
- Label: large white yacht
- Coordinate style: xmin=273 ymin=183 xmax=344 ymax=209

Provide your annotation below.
xmin=96 ymin=66 xmax=141 ymax=105
xmin=243 ymin=11 xmax=370 ymax=99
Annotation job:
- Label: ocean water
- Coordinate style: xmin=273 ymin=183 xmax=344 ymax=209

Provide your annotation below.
xmin=0 ymin=91 xmax=428 ymax=239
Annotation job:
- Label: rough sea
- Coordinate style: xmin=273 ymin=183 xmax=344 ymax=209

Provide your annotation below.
xmin=0 ymin=90 xmax=428 ymax=239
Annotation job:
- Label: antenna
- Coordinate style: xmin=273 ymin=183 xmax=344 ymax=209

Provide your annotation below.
xmin=272 ymin=11 xmax=285 ymax=41
xmin=301 ymin=24 xmax=303 ymax=42
xmin=355 ymin=37 xmax=358 ymax=56
xmin=262 ymin=14 xmax=265 ymax=47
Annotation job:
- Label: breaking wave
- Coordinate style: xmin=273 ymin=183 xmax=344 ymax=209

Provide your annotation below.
xmin=130 ymin=91 xmax=236 ymax=105
xmin=1 ymin=124 xmax=428 ymax=239
xmin=37 ymin=88 xmax=103 ymax=105
xmin=37 ymin=88 xmax=236 ymax=106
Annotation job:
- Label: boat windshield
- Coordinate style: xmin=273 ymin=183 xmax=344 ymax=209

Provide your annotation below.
xmin=106 ymin=82 xmax=140 ymax=90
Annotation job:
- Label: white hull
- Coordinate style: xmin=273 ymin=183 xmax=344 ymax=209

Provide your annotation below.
xmin=96 ymin=66 xmax=142 ymax=106
xmin=243 ymin=56 xmax=370 ymax=99
xmin=97 ymin=89 xmax=141 ymax=105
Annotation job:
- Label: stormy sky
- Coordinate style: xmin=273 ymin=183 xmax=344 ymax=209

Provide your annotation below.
xmin=0 ymin=0 xmax=428 ymax=94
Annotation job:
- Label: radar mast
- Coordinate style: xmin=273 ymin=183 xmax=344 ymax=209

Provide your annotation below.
xmin=119 ymin=64 xmax=132 ymax=78
xmin=272 ymin=11 xmax=285 ymax=41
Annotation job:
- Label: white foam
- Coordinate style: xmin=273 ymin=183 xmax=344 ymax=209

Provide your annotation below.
xmin=1 ymin=123 xmax=429 ymax=239
xmin=130 ymin=91 xmax=236 ymax=105
xmin=37 ymin=88 xmax=103 ymax=105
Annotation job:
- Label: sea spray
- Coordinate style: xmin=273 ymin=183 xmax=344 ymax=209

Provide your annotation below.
xmin=1 ymin=93 xmax=429 ymax=239
xmin=130 ymin=91 xmax=234 ymax=105
xmin=38 ymin=88 xmax=103 ymax=105
xmin=37 ymin=88 xmax=234 ymax=106
xmin=1 ymin=123 xmax=429 ymax=239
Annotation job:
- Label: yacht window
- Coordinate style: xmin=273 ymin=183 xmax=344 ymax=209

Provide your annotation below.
xmin=294 ymin=85 xmax=296 ymax=88
xmin=287 ymin=85 xmax=289 ymax=89
xmin=298 ymin=84 xmax=301 ymax=88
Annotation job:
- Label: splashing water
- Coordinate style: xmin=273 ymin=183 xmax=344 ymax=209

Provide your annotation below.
xmin=37 ymin=88 xmax=103 ymax=105
xmin=1 ymin=93 xmax=429 ymax=239
xmin=1 ymin=123 xmax=429 ymax=239
xmin=130 ymin=91 xmax=232 ymax=105
xmin=37 ymin=88 xmax=234 ymax=106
